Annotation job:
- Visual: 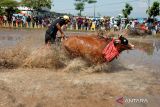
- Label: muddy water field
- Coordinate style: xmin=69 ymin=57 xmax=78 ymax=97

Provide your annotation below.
xmin=0 ymin=28 xmax=160 ymax=107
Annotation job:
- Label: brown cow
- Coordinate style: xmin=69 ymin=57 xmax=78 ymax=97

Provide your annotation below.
xmin=62 ymin=35 xmax=134 ymax=64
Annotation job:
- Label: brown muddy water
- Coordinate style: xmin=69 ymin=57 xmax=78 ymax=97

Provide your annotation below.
xmin=0 ymin=29 xmax=160 ymax=107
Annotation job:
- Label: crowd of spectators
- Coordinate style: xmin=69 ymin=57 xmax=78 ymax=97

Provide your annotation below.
xmin=0 ymin=14 xmax=51 ymax=28
xmin=0 ymin=14 xmax=159 ymax=35
xmin=68 ymin=16 xmax=160 ymax=35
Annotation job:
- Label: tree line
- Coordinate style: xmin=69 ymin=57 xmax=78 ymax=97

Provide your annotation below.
xmin=0 ymin=0 xmax=52 ymax=16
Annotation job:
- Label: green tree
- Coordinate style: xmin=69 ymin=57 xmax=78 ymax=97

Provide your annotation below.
xmin=21 ymin=0 xmax=52 ymax=10
xmin=21 ymin=0 xmax=52 ymax=16
xmin=74 ymin=0 xmax=97 ymax=16
xmin=122 ymin=3 xmax=133 ymax=18
xmin=14 ymin=8 xmax=21 ymax=14
xmin=0 ymin=0 xmax=19 ymax=16
xmin=74 ymin=0 xmax=86 ymax=16
xmin=0 ymin=7 xmax=3 ymax=15
xmin=146 ymin=1 xmax=159 ymax=18
xmin=0 ymin=0 xmax=18 ymax=7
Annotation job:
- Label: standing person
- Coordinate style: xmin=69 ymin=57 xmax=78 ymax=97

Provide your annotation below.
xmin=84 ymin=18 xmax=88 ymax=31
xmin=45 ymin=17 xmax=50 ymax=27
xmin=22 ymin=15 xmax=27 ymax=27
xmin=0 ymin=15 xmax=3 ymax=27
xmin=77 ymin=17 xmax=82 ymax=30
xmin=45 ymin=15 xmax=70 ymax=45
xmin=17 ymin=15 xmax=21 ymax=27
xmin=120 ymin=20 xmax=125 ymax=30
xmin=88 ymin=19 xmax=92 ymax=30
xmin=3 ymin=15 xmax=7 ymax=26
xmin=72 ymin=16 xmax=76 ymax=30
xmin=32 ymin=16 xmax=36 ymax=28
xmin=12 ymin=15 xmax=16 ymax=27
xmin=7 ymin=14 xmax=12 ymax=28
xmin=26 ymin=16 xmax=31 ymax=28
xmin=38 ymin=17 xmax=42 ymax=28
xmin=35 ymin=16 xmax=39 ymax=28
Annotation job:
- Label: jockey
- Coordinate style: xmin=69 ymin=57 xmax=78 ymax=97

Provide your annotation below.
xmin=45 ymin=15 xmax=70 ymax=45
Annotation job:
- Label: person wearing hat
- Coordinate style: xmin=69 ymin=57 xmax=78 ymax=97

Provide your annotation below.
xmin=45 ymin=15 xmax=70 ymax=45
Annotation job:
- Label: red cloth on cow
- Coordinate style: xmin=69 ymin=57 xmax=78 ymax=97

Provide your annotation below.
xmin=102 ymin=39 xmax=119 ymax=62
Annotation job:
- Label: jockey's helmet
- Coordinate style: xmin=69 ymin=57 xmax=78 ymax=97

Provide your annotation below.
xmin=63 ymin=15 xmax=70 ymax=22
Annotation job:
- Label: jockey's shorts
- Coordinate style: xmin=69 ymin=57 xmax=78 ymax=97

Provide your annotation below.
xmin=45 ymin=27 xmax=57 ymax=44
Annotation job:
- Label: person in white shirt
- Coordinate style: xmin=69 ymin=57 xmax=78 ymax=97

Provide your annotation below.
xmin=22 ymin=15 xmax=27 ymax=27
xmin=3 ymin=15 xmax=7 ymax=26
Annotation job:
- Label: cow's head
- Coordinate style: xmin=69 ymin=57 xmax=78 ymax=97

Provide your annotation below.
xmin=114 ymin=35 xmax=134 ymax=53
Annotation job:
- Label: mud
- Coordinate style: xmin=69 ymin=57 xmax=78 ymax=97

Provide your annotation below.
xmin=0 ymin=28 xmax=160 ymax=107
